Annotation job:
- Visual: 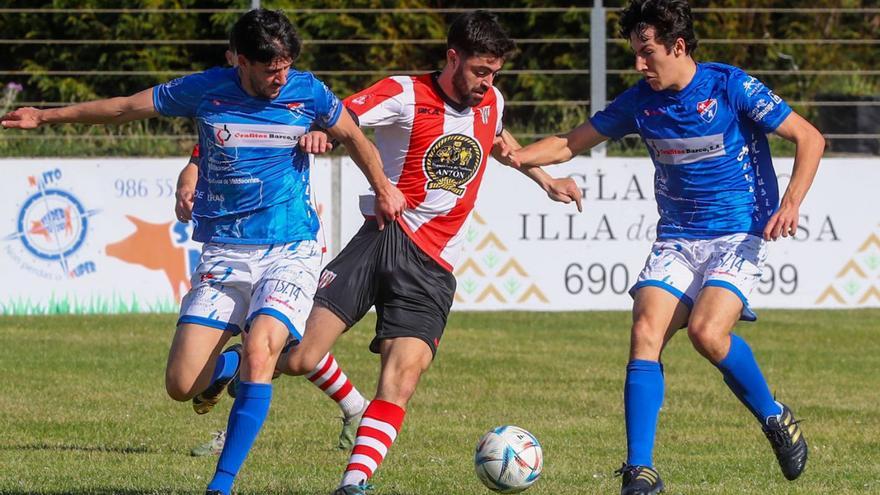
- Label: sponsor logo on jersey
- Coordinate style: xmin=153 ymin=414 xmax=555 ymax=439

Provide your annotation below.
xmin=742 ymin=76 xmax=764 ymax=97
xmin=423 ymin=134 xmax=483 ymax=196
xmin=645 ymin=133 xmax=726 ymax=164
xmin=643 ymin=107 xmax=666 ymax=117
xmin=417 ymin=106 xmax=441 ymax=116
xmin=211 ymin=123 xmax=307 ymax=148
xmin=696 ymin=98 xmax=718 ymax=123
xmin=749 ymin=98 xmax=776 ymax=122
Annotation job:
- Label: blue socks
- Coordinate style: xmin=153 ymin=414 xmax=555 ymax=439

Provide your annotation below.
xmin=211 ymin=349 xmax=240 ymax=383
xmin=625 ymin=359 xmax=664 ymax=468
xmin=716 ymin=334 xmax=782 ymax=422
xmin=207 ymin=382 xmax=272 ymax=495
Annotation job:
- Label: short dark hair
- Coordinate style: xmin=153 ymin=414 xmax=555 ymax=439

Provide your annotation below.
xmin=230 ymin=9 xmax=301 ymax=63
xmin=619 ymin=0 xmax=698 ymax=55
xmin=447 ymin=10 xmax=516 ymax=60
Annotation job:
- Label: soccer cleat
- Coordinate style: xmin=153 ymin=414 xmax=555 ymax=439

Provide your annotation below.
xmin=615 ymin=464 xmax=664 ymax=495
xmin=189 ymin=430 xmax=226 ymax=457
xmin=193 ymin=343 xmax=242 ymax=415
xmin=330 ymin=483 xmax=373 ymax=495
xmin=762 ymin=402 xmax=808 ymax=480
xmin=205 ymin=491 xmax=223 ymax=495
xmin=338 ymin=400 xmax=369 ymax=450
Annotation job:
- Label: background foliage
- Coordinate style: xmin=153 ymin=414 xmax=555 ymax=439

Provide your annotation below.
xmin=0 ymin=0 xmax=877 ymax=156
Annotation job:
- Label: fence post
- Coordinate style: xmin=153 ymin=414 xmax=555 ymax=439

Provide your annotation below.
xmin=330 ymin=156 xmax=342 ymax=258
xmin=251 ymin=0 xmax=260 ymax=9
xmin=590 ymin=0 xmax=607 ymax=158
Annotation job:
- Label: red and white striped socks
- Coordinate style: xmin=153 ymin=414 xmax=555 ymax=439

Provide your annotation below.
xmin=305 ymin=353 xmax=366 ymax=418
xmin=339 ymin=400 xmax=406 ymax=487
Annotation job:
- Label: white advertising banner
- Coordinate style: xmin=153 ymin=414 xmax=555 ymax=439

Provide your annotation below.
xmin=0 ymin=158 xmax=332 ymax=315
xmin=1 ymin=156 xmax=877 ymax=314
xmin=339 ymin=156 xmax=880 ymax=311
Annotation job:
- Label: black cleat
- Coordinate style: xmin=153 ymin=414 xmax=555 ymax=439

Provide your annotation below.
xmin=615 ymin=464 xmax=664 ymax=495
xmin=205 ymin=491 xmax=223 ymax=495
xmin=762 ymin=402 xmax=808 ymax=480
xmin=193 ymin=343 xmax=242 ymax=415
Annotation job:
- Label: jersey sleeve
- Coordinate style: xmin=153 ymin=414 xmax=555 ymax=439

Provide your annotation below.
xmin=589 ymin=85 xmax=639 ymax=139
xmin=728 ymin=68 xmax=792 ymax=133
xmin=343 ymin=77 xmax=406 ymax=127
xmin=152 ymin=72 xmax=213 ymax=118
xmin=311 ymin=77 xmax=344 ymax=129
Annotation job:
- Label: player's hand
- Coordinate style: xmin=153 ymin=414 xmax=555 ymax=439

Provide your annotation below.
xmin=374 ymin=183 xmax=407 ymax=230
xmin=175 ymin=182 xmax=195 ymax=223
xmin=546 ymin=177 xmax=583 ymax=212
xmin=492 ymin=135 xmax=521 ymax=168
xmin=763 ymin=202 xmax=799 ymax=241
xmin=299 ymin=130 xmax=333 ymax=154
xmin=1 ymin=107 xmax=44 ymax=129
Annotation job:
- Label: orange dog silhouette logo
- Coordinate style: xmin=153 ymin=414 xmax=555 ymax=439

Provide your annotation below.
xmin=106 ymin=216 xmax=198 ymax=301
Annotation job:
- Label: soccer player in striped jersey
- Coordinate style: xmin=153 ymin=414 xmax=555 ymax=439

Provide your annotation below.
xmin=278 ymin=11 xmax=582 ymax=495
xmin=500 ymin=1 xmax=823 ymax=493
xmin=2 ymin=9 xmax=406 ymax=495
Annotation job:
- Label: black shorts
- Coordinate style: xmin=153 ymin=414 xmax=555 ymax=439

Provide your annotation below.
xmin=314 ymin=219 xmax=456 ymax=356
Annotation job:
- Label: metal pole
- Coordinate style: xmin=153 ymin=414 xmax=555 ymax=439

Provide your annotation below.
xmin=251 ymin=0 xmax=260 ymax=9
xmin=330 ymin=156 xmax=342 ymax=258
xmin=590 ymin=0 xmax=607 ymax=158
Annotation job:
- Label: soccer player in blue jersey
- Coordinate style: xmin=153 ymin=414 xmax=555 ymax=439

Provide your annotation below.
xmin=500 ymin=1 xmax=823 ymax=493
xmin=2 ymin=9 xmax=406 ymax=495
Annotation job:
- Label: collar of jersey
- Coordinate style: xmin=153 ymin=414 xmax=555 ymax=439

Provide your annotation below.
xmin=657 ymin=62 xmax=704 ymax=100
xmin=430 ymin=71 xmax=471 ymax=113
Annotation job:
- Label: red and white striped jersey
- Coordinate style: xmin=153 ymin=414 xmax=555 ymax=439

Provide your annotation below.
xmin=344 ymin=72 xmax=504 ymax=272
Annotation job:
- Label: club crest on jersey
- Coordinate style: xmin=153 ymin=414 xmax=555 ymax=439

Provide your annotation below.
xmin=697 ymin=98 xmax=717 ymax=123
xmin=286 ymin=102 xmax=305 ymax=117
xmin=317 ymin=270 xmax=337 ymax=289
xmin=423 ymin=134 xmax=482 ymax=196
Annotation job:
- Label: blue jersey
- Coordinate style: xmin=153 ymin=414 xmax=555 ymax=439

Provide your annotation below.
xmin=591 ymin=62 xmax=791 ymax=239
xmin=153 ymin=67 xmax=343 ymax=244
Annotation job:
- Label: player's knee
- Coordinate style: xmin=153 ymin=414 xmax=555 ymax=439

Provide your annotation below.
xmin=630 ymin=319 xmax=665 ymax=355
xmin=686 ymin=319 xmax=724 ymax=356
xmin=165 ymin=375 xmax=194 ymax=402
xmin=380 ymin=366 xmax=423 ymax=404
xmin=243 ymin=339 xmax=278 ymax=376
xmin=286 ymin=348 xmax=321 ymax=376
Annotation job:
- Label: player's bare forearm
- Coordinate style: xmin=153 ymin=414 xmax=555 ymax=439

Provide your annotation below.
xmin=3 ymin=89 xmax=157 ymax=129
xmin=328 ymin=110 xmax=406 ymax=227
xmin=516 ymin=121 xmax=608 ymax=167
xmin=775 ymin=112 xmax=825 ymax=207
xmin=328 ymin=112 xmax=390 ymax=193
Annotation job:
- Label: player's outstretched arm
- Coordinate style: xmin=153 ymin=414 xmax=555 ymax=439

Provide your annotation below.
xmin=326 ymin=109 xmax=406 ymax=230
xmin=493 ymin=130 xmax=582 ymax=212
xmin=1 ymin=88 xmax=157 ymax=129
xmin=504 ymin=120 xmax=609 ymax=168
xmin=763 ymin=112 xmax=825 ymax=241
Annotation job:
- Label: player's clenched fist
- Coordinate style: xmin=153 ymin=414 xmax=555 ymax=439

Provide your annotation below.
xmin=1 ymin=107 xmax=43 ymax=129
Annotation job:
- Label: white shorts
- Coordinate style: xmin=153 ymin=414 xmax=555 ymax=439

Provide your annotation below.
xmin=178 ymin=240 xmax=322 ymax=338
xmin=629 ymin=233 xmax=767 ymax=321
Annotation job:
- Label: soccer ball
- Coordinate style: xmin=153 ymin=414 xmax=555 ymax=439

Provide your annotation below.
xmin=474 ymin=425 xmax=543 ymax=493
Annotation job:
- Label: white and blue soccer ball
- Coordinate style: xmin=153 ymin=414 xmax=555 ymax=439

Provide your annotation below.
xmin=474 ymin=425 xmax=543 ymax=493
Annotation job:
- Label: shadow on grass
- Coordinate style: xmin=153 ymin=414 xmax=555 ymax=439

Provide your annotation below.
xmin=0 ymin=442 xmax=153 ymax=454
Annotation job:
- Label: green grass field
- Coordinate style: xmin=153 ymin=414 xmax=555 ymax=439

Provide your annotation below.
xmin=1 ymin=310 xmax=878 ymax=494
